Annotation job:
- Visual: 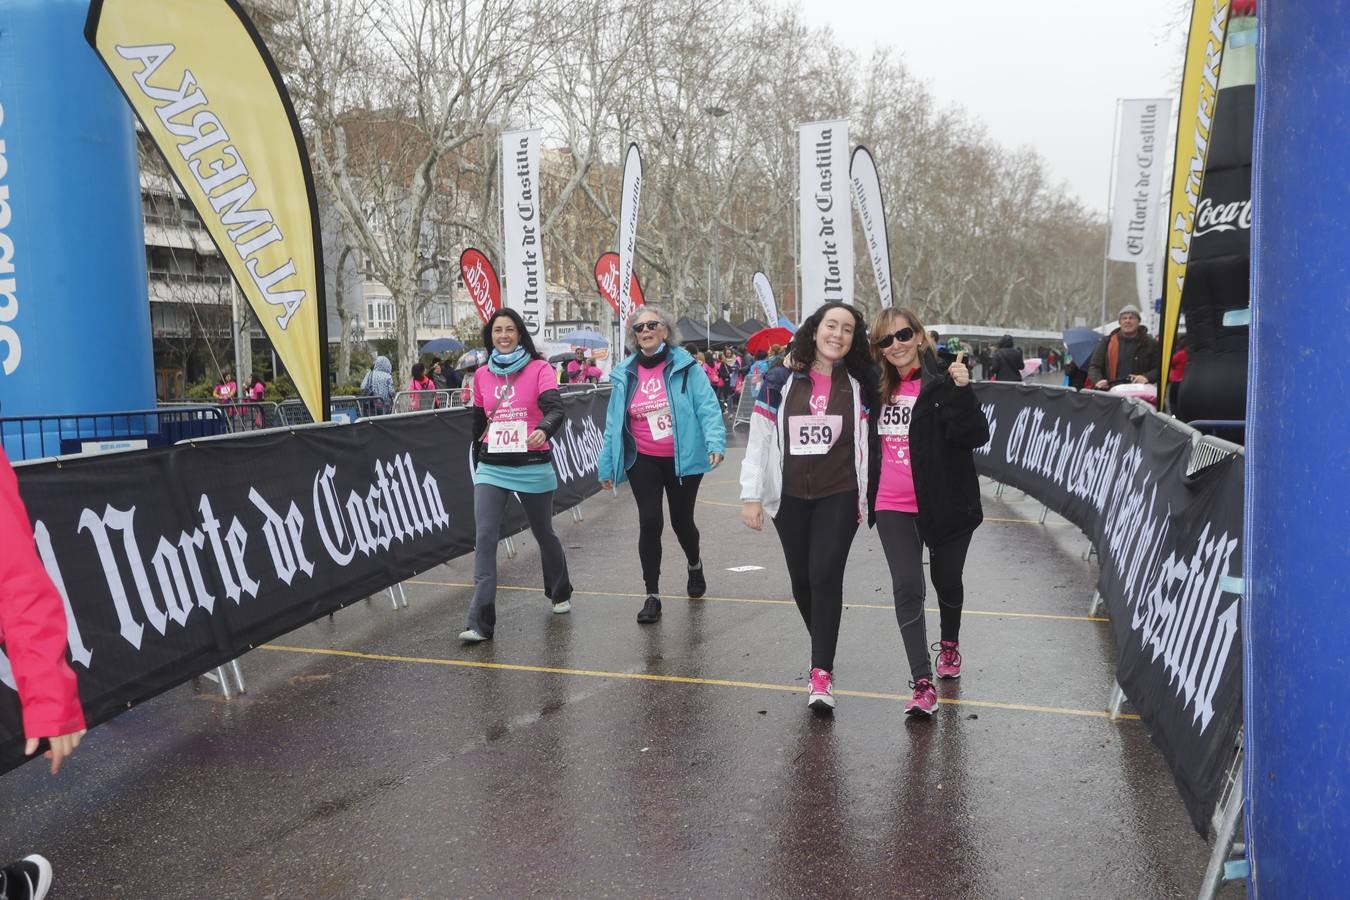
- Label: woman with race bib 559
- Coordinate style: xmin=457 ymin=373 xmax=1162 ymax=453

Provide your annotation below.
xmin=739 ymin=302 xmax=878 ymax=712
xmin=598 ymin=306 xmax=726 ymax=625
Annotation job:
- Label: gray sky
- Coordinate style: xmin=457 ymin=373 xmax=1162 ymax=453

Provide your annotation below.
xmin=790 ymin=0 xmax=1188 ymax=213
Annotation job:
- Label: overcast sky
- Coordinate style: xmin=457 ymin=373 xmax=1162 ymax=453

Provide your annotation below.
xmin=788 ymin=0 xmax=1189 ymax=213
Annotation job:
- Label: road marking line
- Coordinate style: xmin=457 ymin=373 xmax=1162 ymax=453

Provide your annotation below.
xmin=259 ymin=644 xmax=1138 ymax=720
xmin=404 ymin=579 xmax=1108 ymax=623
xmin=696 ymin=498 xmax=1063 ymax=527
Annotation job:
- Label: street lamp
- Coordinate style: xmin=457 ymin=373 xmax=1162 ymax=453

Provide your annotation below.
xmin=703 ymin=105 xmax=730 ymax=353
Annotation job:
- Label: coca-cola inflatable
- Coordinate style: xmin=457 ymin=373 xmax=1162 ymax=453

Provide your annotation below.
xmin=1175 ymin=11 xmax=1256 ymax=426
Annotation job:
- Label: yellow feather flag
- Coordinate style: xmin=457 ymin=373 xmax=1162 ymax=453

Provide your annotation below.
xmin=1159 ymin=0 xmax=1231 ymax=407
xmin=86 ymin=0 xmax=329 ymax=422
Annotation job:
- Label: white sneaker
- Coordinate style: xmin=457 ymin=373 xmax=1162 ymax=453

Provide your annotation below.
xmin=11 ymin=855 xmax=52 ymax=900
xmin=458 ymin=629 xmax=488 ymax=643
xmin=552 ymin=600 xmax=572 ymax=614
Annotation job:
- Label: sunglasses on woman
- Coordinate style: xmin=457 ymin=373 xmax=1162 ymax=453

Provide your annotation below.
xmin=874 ymin=327 xmax=917 ymax=349
xmin=632 ymin=321 xmax=663 ymax=333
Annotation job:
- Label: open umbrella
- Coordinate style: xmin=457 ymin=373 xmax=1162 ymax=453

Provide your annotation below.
xmin=549 ymin=351 xmax=580 ymax=365
xmin=1062 ymin=327 xmax=1102 ymax=366
xmin=1021 ymin=358 xmax=1044 ymax=378
xmin=556 ymin=328 xmax=609 ymax=349
xmin=456 ymin=348 xmax=488 ymax=370
xmin=746 ymin=326 xmax=794 ymax=355
xmin=420 ymin=337 xmax=464 ymax=354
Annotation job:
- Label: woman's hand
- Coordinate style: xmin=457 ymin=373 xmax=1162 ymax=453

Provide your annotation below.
xmin=526 ymin=429 xmax=547 ymax=449
xmin=600 ymin=480 xmax=614 ymax=492
xmin=709 ymin=452 xmax=723 ymax=468
xmin=949 ymin=352 xmax=970 ymax=388
xmin=27 ymin=728 xmax=85 ymax=775
xmin=742 ymin=501 xmax=764 ymax=531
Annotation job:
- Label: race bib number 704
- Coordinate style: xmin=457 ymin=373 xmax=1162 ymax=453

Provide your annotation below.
xmin=486 ymin=420 xmax=528 ymax=452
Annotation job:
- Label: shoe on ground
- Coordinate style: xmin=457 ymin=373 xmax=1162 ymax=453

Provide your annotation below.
xmin=934 ymin=640 xmax=962 ymax=679
xmin=686 ymin=562 xmax=707 ymax=599
xmin=636 ymin=594 xmax=662 ymax=624
xmin=905 ymin=678 xmax=938 ymax=717
xmin=459 ymin=629 xmax=490 ymax=643
xmin=807 ymin=667 xmax=836 ymax=711
xmin=552 ymin=600 xmax=572 ymax=614
xmin=1 ymin=854 xmax=53 ymax=900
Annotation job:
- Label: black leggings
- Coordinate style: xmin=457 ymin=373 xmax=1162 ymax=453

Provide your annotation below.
xmin=876 ymin=511 xmax=972 ymax=680
xmin=627 ymin=453 xmax=703 ymax=594
xmin=772 ymin=491 xmax=859 ymax=672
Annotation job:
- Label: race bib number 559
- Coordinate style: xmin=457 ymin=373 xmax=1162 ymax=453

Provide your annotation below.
xmin=788 ymin=414 xmax=842 ymax=455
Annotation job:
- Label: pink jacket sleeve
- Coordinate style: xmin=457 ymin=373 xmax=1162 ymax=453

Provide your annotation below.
xmin=0 ymin=450 xmax=86 ymax=738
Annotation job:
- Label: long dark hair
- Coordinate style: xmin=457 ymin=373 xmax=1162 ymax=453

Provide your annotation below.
xmin=481 ymin=308 xmax=543 ymax=361
xmin=790 ymin=302 xmax=880 ymax=407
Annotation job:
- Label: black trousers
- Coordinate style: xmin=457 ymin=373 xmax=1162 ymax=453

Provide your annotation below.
xmin=876 ymin=510 xmax=972 ymax=676
xmin=772 ymin=491 xmax=859 ymax=672
xmin=627 ymin=453 xmax=703 ymax=595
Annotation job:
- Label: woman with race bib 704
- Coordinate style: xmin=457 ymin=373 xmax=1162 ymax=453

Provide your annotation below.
xmin=739 ymin=302 xmax=879 ymax=712
xmin=867 ymin=307 xmax=989 ymax=716
xmin=460 ymin=308 xmax=573 ymax=643
xmin=598 ymin=306 xmax=726 ymax=625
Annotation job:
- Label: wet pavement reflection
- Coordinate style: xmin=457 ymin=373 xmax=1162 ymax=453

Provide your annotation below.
xmin=0 ymin=445 xmax=1239 ymax=898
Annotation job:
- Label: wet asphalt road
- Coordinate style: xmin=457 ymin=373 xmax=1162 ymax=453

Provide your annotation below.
xmin=1 ymin=439 xmax=1237 ymax=899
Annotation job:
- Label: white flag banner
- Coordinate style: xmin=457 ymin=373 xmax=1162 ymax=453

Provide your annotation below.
xmin=798 ymin=120 xmax=852 ymax=318
xmin=616 ymin=143 xmax=643 ymax=355
xmin=752 ymin=272 xmax=777 ymax=326
xmin=1136 ymin=257 xmax=1160 ymax=334
xmin=1107 ymin=99 xmax=1172 ymax=263
xmin=501 ymin=128 xmax=546 ymax=339
xmin=849 ymin=145 xmax=893 ymax=308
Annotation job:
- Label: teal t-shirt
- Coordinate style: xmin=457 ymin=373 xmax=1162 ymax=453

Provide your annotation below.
xmin=473 ymin=461 xmax=558 ymax=493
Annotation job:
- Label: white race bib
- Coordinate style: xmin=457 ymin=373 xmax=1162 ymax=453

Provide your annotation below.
xmin=878 ymin=395 xmax=916 ymax=437
xmin=788 ymin=414 xmax=842 ymax=456
xmin=645 ymin=406 xmax=674 ymax=441
xmin=486 ymin=420 xmax=528 ymax=453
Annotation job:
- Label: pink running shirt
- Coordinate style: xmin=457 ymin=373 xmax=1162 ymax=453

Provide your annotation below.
xmin=473 ymin=359 xmax=556 ymax=454
xmin=875 ymin=375 xmax=922 ymax=513
xmin=629 ymin=362 xmax=675 ymax=457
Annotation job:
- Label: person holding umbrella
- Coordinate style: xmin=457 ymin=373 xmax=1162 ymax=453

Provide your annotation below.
xmin=598 ymin=306 xmax=726 ymax=624
xmin=459 ymin=309 xmax=573 ymax=643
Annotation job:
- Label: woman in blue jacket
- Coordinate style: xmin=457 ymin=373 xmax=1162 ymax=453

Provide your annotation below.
xmin=598 ymin=306 xmax=726 ymax=624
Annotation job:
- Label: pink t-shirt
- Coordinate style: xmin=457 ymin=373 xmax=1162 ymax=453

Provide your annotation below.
xmin=473 ymin=359 xmax=556 ymax=455
xmin=875 ymin=375 xmax=922 ymax=514
xmin=629 ymin=362 xmax=675 ymax=457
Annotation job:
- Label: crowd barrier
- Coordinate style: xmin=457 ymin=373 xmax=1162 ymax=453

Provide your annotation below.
xmin=0 ymin=388 xmax=611 ymax=772
xmin=970 ymin=382 xmax=1245 ymax=899
xmin=1 ymin=405 xmax=229 ymax=461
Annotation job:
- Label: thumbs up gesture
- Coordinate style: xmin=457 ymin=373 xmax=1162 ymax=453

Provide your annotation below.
xmin=950 ymin=351 xmax=970 ymax=387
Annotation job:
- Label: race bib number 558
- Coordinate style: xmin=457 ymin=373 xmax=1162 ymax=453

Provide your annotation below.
xmin=879 ymin=395 xmax=916 ymax=437
xmin=788 ymin=414 xmax=842 ymax=455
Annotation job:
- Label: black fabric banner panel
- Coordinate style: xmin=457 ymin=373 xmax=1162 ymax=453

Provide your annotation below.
xmin=971 ymin=383 xmax=1243 ymax=834
xmin=0 ymin=391 xmax=606 ymax=773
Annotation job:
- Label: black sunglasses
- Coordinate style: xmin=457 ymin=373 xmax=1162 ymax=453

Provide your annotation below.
xmin=874 ymin=327 xmax=917 ymax=349
xmin=632 ymin=321 xmax=663 ymax=333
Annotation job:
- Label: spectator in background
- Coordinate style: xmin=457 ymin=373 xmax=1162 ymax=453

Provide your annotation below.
xmin=409 ymin=362 xmax=437 ymax=410
xmin=987 ymin=336 xmax=1025 ymax=382
xmin=429 ymin=359 xmax=451 ymax=392
xmin=212 ymin=371 xmax=236 ymax=402
xmin=245 ymin=375 xmax=265 ymax=402
xmin=1167 ymin=336 xmax=1189 ymax=414
xmin=360 ymin=355 xmax=395 ymax=414
xmin=1088 ymin=304 xmax=1161 ymax=389
xmin=0 ymin=448 xmax=89 ymax=900
xmin=565 ymin=349 xmax=591 ymax=384
xmin=1063 ymin=355 xmax=1089 ymax=390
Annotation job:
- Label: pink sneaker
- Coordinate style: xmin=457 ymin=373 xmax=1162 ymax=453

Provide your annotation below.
xmin=905 ymin=678 xmax=937 ymax=717
xmin=807 ymin=667 xmax=836 ymax=711
xmin=934 ymin=641 xmax=962 ymax=679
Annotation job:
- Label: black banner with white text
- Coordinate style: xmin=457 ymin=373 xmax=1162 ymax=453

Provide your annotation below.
xmin=971 ymin=383 xmax=1243 ymax=834
xmin=0 ymin=391 xmax=607 ymax=771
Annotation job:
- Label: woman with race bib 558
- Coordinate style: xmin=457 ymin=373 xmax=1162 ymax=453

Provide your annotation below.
xmin=461 ymin=308 xmax=573 ymax=643
xmin=868 ymin=307 xmax=989 ymax=716
xmin=598 ymin=306 xmax=726 ymax=625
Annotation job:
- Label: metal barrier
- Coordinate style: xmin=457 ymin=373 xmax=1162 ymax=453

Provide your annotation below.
xmin=731 ymin=375 xmax=761 ymax=431
xmin=277 ymin=395 xmax=383 ymax=425
xmin=216 ymin=401 xmax=283 ymax=433
xmin=393 ymin=389 xmax=452 ymax=413
xmin=2 ymin=405 xmax=229 ymax=460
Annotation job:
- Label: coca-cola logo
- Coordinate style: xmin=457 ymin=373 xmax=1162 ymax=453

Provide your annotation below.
xmin=1194 ymin=198 xmax=1252 ymax=237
